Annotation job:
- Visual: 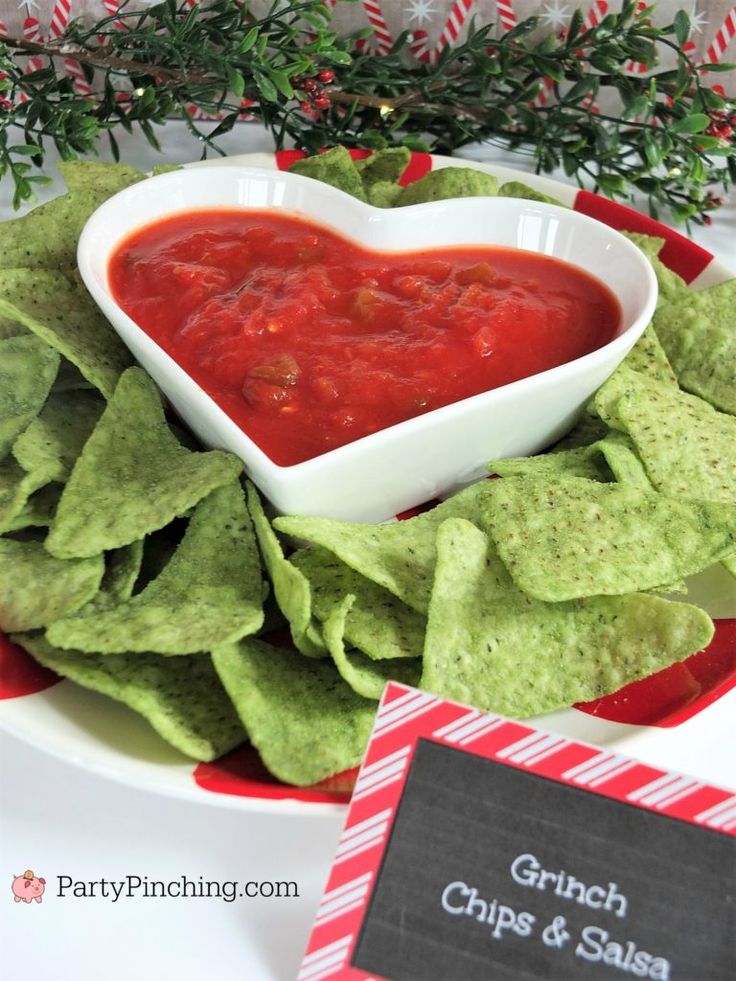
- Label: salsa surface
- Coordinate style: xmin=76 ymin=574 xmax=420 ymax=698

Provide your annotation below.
xmin=109 ymin=210 xmax=621 ymax=466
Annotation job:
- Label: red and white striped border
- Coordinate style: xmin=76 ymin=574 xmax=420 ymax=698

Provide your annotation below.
xmin=409 ymin=0 xmax=474 ymax=65
xmin=704 ymin=3 xmax=736 ymax=64
xmin=299 ymin=681 xmax=736 ymax=980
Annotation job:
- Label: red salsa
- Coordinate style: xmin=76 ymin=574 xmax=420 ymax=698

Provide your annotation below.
xmin=109 ymin=210 xmax=621 ymax=466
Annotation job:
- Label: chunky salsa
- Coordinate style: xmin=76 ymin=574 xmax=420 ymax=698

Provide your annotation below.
xmin=109 ymin=210 xmax=621 ymax=466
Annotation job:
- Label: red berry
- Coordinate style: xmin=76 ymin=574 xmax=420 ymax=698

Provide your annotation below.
xmin=0 ymin=97 xmax=12 ymax=113
xmin=299 ymin=101 xmax=311 ymax=113
xmin=703 ymin=215 xmax=713 ymax=226
xmin=312 ymin=95 xmax=330 ymax=110
xmin=317 ymin=69 xmax=335 ymax=84
xmin=705 ymin=121 xmax=733 ymax=139
xmin=303 ymin=78 xmax=319 ymax=94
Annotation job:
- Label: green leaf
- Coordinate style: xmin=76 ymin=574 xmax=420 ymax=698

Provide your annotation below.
xmin=239 ymin=27 xmax=259 ymax=53
xmin=269 ymin=71 xmax=294 ymax=100
xmin=566 ymin=9 xmax=584 ymax=43
xmin=622 ymin=96 xmax=648 ymax=120
xmin=565 ymin=78 xmax=596 ymax=104
xmin=302 ymin=12 xmax=330 ymax=29
xmin=672 ymin=60 xmax=691 ymax=99
xmin=140 ymin=87 xmax=156 ymax=110
xmin=643 ymin=135 xmax=662 ymax=169
xmin=322 ymin=48 xmax=352 ymax=66
xmin=670 ymin=113 xmax=710 ymax=134
xmin=690 ymin=156 xmax=706 ymax=182
xmin=597 ymin=173 xmax=627 ymax=195
xmin=697 ymin=62 xmax=736 ymax=73
xmin=670 ymin=201 xmax=697 ymax=222
xmin=8 ymin=145 xmax=40 ymax=156
xmin=673 ymin=10 xmax=690 ymax=46
xmin=208 ymin=110 xmax=239 ymax=140
xmin=255 ymin=73 xmax=278 ymax=103
xmin=694 ymin=135 xmax=726 ymax=151
xmin=506 ymin=17 xmax=539 ymax=41
xmin=227 ymin=69 xmax=245 ymax=100
xmin=107 ymin=130 xmax=120 ymax=162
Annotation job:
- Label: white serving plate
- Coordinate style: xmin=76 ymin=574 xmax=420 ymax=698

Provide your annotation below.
xmin=1 ymin=151 xmax=734 ymax=814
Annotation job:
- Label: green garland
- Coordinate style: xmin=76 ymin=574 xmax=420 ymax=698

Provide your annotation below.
xmin=0 ymin=0 xmax=733 ymax=224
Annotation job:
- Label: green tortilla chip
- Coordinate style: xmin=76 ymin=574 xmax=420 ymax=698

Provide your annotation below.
xmin=366 ymin=181 xmax=403 ymax=208
xmin=291 ymin=546 xmax=425 ymax=660
xmin=289 ymin=147 xmax=367 ymax=202
xmin=551 ymin=414 xmax=609 ymax=451
xmin=6 ymin=481 xmax=63 ymax=532
xmin=622 ymin=231 xmax=689 ymax=305
xmin=596 ymin=432 xmax=654 ymax=492
xmin=0 ymin=309 xmax=28 ymax=340
xmin=481 ymin=476 xmax=736 ymax=601
xmin=612 ymin=377 xmax=736 ymax=505
xmin=653 ymin=279 xmax=736 ymax=415
xmin=0 ymin=192 xmax=108 ymax=271
xmin=620 ymin=324 xmax=678 ymax=386
xmin=0 ymin=268 xmax=133 ymax=398
xmin=0 ymin=334 xmax=59 ymax=460
xmin=591 ymin=364 xmax=647 ymax=429
xmin=355 ymin=147 xmax=411 ymax=187
xmin=46 ymin=368 xmax=243 ymax=558
xmin=13 ymin=389 xmax=105 ymax=483
xmin=212 ymin=637 xmax=376 ymax=786
xmin=245 ymin=482 xmax=325 ymax=657
xmin=0 ymin=164 xmax=143 ymax=273
xmin=96 ymin=540 xmax=145 ymax=606
xmin=621 ymin=232 xmax=666 ymax=261
xmin=587 ymin=329 xmax=676 ymax=423
xmin=151 ymin=164 xmax=184 ymax=176
xmin=396 ymin=167 xmax=498 ymax=207
xmin=489 ymin=443 xmax=612 ymax=482
xmin=0 ymin=539 xmax=104 ymax=631
xmin=57 ymin=160 xmax=145 ymax=197
xmin=47 ymin=481 xmax=264 ymax=654
xmin=322 ymin=596 xmax=421 ymax=699
xmin=15 ymin=634 xmax=245 ymax=762
xmin=0 ymin=457 xmax=51 ymax=532
xmin=650 ymin=257 xmax=690 ymax=306
xmin=420 ymin=519 xmax=714 ymax=717
xmin=498 ymin=181 xmax=565 ymax=207
xmin=274 ymin=480 xmax=493 ymax=614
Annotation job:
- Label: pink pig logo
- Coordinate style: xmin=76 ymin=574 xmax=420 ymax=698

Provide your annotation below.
xmin=11 ymin=870 xmax=46 ymax=904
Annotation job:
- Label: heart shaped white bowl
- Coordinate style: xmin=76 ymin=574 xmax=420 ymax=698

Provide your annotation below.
xmin=78 ymin=165 xmax=657 ymax=522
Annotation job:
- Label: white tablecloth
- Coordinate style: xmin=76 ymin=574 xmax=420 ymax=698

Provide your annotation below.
xmin=1 ymin=121 xmax=734 ymax=981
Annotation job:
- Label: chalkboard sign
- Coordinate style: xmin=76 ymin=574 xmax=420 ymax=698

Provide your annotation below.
xmin=299 ymin=684 xmax=736 ymax=981
xmin=352 ymin=739 xmax=734 ymax=980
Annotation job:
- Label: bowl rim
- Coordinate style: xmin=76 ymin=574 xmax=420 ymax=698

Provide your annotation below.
xmin=77 ymin=164 xmax=659 ymax=475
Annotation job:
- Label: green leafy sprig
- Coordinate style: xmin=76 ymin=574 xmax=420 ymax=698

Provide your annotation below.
xmin=0 ymin=0 xmax=733 ymax=224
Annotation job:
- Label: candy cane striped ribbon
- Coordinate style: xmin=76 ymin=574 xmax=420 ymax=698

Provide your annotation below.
xmin=704 ymin=3 xmax=736 ymax=64
xmin=103 ymin=0 xmax=128 ymax=32
xmin=22 ymin=16 xmax=44 ymax=73
xmin=496 ymin=0 xmax=517 ymax=32
xmin=410 ymin=0 xmax=474 ymax=65
xmin=49 ymin=0 xmax=72 ymax=39
xmin=362 ymin=0 xmax=394 ymax=56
